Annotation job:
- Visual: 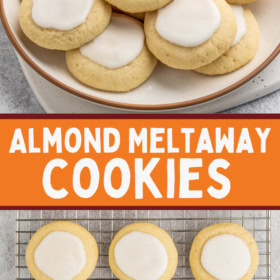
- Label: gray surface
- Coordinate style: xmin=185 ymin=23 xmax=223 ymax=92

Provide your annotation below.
xmin=0 ymin=211 xmax=16 ymax=280
xmin=0 ymin=23 xmax=43 ymax=113
xmin=271 ymin=211 xmax=280 ymax=278
xmin=1 ymin=22 xmax=280 ymax=113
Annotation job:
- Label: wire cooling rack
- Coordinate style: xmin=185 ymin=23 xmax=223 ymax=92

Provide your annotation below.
xmin=16 ymin=210 xmax=271 ymax=280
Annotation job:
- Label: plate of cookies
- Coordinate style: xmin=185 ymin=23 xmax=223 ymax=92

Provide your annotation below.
xmin=1 ymin=0 xmax=280 ymax=110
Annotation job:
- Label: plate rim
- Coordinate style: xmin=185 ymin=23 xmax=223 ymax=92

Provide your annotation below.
xmin=1 ymin=0 xmax=280 ymax=111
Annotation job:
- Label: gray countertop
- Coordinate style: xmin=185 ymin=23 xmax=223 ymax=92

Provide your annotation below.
xmin=0 ymin=23 xmax=43 ymax=113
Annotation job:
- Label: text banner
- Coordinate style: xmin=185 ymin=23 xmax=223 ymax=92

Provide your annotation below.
xmin=0 ymin=115 xmax=279 ymax=208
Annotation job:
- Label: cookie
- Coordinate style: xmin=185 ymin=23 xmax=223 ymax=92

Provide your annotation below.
xmin=190 ymin=223 xmax=259 ymax=280
xmin=26 ymin=221 xmax=99 ymax=280
xmin=195 ymin=5 xmax=259 ymax=75
xmin=112 ymin=5 xmax=145 ymax=21
xmin=66 ymin=14 xmax=157 ymax=92
xmin=104 ymin=0 xmax=172 ymax=13
xmin=109 ymin=223 xmax=178 ymax=280
xmin=19 ymin=0 xmax=111 ymax=50
xmin=125 ymin=11 xmax=145 ymax=21
xmin=145 ymin=0 xmax=237 ymax=70
xmin=112 ymin=6 xmax=145 ymax=21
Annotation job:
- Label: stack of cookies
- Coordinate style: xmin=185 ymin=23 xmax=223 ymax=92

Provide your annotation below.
xmin=19 ymin=0 xmax=259 ymax=92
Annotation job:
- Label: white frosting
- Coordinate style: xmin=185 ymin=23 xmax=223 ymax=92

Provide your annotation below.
xmin=155 ymin=0 xmax=221 ymax=47
xmin=80 ymin=16 xmax=144 ymax=69
xmin=231 ymin=5 xmax=247 ymax=46
xmin=114 ymin=231 xmax=168 ymax=280
xmin=34 ymin=232 xmax=86 ymax=280
xmin=201 ymin=234 xmax=251 ymax=280
xmin=32 ymin=0 xmax=94 ymax=31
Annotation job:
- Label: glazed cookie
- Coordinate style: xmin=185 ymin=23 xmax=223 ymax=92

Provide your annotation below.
xmin=66 ymin=14 xmax=157 ymax=92
xmin=195 ymin=5 xmax=259 ymax=75
xmin=26 ymin=221 xmax=99 ymax=280
xmin=190 ymin=223 xmax=259 ymax=280
xmin=19 ymin=0 xmax=111 ymax=50
xmin=104 ymin=0 xmax=172 ymax=13
xmin=109 ymin=223 xmax=178 ymax=280
xmin=145 ymin=0 xmax=237 ymax=70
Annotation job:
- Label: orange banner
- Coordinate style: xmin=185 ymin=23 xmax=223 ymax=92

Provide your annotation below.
xmin=0 ymin=115 xmax=279 ymax=208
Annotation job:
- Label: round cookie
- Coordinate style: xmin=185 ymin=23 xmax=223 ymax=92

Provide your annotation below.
xmin=104 ymin=0 xmax=172 ymax=13
xmin=227 ymin=0 xmax=257 ymax=4
xmin=195 ymin=6 xmax=259 ymax=75
xmin=144 ymin=0 xmax=237 ymax=70
xmin=66 ymin=14 xmax=157 ymax=92
xmin=19 ymin=0 xmax=112 ymax=50
xmin=190 ymin=223 xmax=259 ymax=280
xmin=109 ymin=223 xmax=178 ymax=280
xmin=26 ymin=221 xmax=99 ymax=280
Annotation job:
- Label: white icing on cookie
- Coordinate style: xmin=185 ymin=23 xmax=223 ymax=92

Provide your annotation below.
xmin=114 ymin=231 xmax=168 ymax=280
xmin=34 ymin=231 xmax=86 ymax=280
xmin=32 ymin=0 xmax=94 ymax=31
xmin=201 ymin=234 xmax=251 ymax=280
xmin=155 ymin=0 xmax=221 ymax=47
xmin=231 ymin=5 xmax=247 ymax=46
xmin=80 ymin=16 xmax=144 ymax=69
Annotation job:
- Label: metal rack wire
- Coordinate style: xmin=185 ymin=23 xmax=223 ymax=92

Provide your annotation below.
xmin=16 ymin=210 xmax=271 ymax=280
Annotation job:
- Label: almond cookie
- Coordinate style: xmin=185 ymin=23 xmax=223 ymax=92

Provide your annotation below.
xmin=145 ymin=0 xmax=237 ymax=70
xmin=19 ymin=0 xmax=111 ymax=50
xmin=26 ymin=221 xmax=99 ymax=280
xmin=109 ymin=223 xmax=178 ymax=280
xmin=66 ymin=14 xmax=157 ymax=92
xmin=195 ymin=5 xmax=259 ymax=75
xmin=190 ymin=223 xmax=259 ymax=280
xmin=104 ymin=0 xmax=172 ymax=13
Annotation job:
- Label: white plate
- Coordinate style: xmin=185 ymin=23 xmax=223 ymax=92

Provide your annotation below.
xmin=1 ymin=0 xmax=280 ymax=110
xmin=18 ymin=54 xmax=280 ymax=113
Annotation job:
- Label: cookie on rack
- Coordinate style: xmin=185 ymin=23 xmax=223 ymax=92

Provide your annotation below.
xmin=195 ymin=5 xmax=259 ymax=75
xmin=19 ymin=0 xmax=111 ymax=50
xmin=109 ymin=223 xmax=178 ymax=280
xmin=26 ymin=221 xmax=99 ymax=280
xmin=104 ymin=0 xmax=172 ymax=13
xmin=190 ymin=223 xmax=259 ymax=280
xmin=66 ymin=14 xmax=157 ymax=92
xmin=145 ymin=0 xmax=237 ymax=70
